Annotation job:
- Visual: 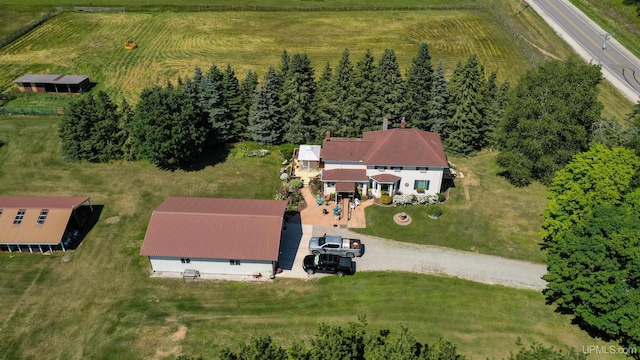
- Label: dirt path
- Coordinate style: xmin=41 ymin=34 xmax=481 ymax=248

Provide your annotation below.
xmin=307 ymin=226 xmax=547 ymax=291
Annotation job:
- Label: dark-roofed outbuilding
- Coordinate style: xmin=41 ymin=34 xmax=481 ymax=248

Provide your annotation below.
xmin=0 ymin=196 xmax=93 ymax=253
xmin=13 ymin=74 xmax=90 ymax=93
xmin=140 ymin=197 xmax=288 ymax=278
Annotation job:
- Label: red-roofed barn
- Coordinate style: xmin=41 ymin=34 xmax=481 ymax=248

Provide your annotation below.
xmin=140 ymin=197 xmax=288 ymax=278
xmin=320 ymin=127 xmax=451 ymax=198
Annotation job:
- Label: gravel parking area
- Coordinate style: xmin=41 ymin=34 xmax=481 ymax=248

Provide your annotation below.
xmin=277 ymin=222 xmax=546 ymax=291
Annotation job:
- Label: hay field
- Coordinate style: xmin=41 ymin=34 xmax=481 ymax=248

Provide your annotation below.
xmin=0 ymin=9 xmax=536 ymax=103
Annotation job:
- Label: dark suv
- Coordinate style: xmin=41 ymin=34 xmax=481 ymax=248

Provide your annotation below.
xmin=303 ymin=254 xmax=354 ymax=277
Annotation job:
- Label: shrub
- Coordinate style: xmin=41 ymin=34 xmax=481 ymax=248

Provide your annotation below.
xmin=393 ymin=194 xmax=413 ymax=206
xmin=309 ymin=177 xmax=322 ymax=196
xmin=426 ymin=205 xmax=443 ymax=218
xmin=437 ymin=192 xmax=446 ymax=203
xmin=280 ymin=172 xmax=289 ymax=181
xmin=288 ymin=178 xmax=302 ymax=191
xmin=381 ymin=191 xmax=390 ymax=196
xmin=380 ymin=195 xmax=392 ymax=205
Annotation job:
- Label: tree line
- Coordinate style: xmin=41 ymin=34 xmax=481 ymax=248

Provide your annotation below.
xmin=177 ymin=315 xmax=587 ymax=360
xmin=59 ymin=43 xmax=509 ymax=169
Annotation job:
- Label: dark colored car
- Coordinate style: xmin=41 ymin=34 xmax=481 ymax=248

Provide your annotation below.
xmin=303 ymin=254 xmax=354 ymax=277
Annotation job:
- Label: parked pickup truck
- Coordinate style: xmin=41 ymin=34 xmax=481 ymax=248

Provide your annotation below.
xmin=309 ymin=234 xmax=362 ymax=258
xmin=303 ymin=254 xmax=354 ymax=277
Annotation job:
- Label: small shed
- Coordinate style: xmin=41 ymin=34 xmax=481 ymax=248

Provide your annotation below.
xmin=13 ymin=74 xmax=90 ymax=93
xmin=297 ymin=145 xmax=321 ymax=171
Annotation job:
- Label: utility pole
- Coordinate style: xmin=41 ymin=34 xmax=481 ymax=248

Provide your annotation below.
xmin=602 ymin=33 xmax=610 ymax=51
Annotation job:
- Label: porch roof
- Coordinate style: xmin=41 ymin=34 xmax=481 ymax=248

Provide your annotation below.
xmin=335 ymin=182 xmax=356 ymax=192
xmin=370 ymin=173 xmax=402 ymax=183
xmin=321 ymin=169 xmax=368 ymax=182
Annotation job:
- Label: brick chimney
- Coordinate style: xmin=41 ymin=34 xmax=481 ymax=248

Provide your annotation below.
xmin=401 ymin=118 xmax=406 ymax=128
xmin=382 ymin=117 xmax=388 ymax=131
xmin=325 ymin=131 xmax=330 ymax=141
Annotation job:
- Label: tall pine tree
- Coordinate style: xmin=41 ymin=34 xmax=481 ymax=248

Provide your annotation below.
xmin=334 ymin=48 xmax=359 ymax=137
xmin=222 ymin=64 xmax=244 ymax=141
xmin=238 ymin=70 xmax=259 ymax=140
xmin=282 ymin=53 xmax=318 ymax=144
xmin=405 ymin=43 xmax=434 ymax=131
xmin=247 ymin=67 xmax=284 ymax=145
xmin=444 ymin=54 xmax=487 ymax=155
xmin=427 ymin=60 xmax=450 ymax=135
xmin=315 ymin=62 xmax=341 ymax=138
xmin=376 ymin=49 xmax=406 ymax=126
xmin=354 ymin=50 xmax=381 ymax=132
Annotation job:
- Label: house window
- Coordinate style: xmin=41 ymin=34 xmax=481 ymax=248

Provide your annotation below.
xmin=414 ymin=180 xmax=430 ymax=190
xmin=13 ymin=209 xmax=26 ymax=225
xmin=37 ymin=209 xmax=49 ymax=225
xmin=230 ymin=259 xmax=241 ymax=266
xmin=392 ymin=166 xmax=403 ymax=172
xmin=180 ymin=258 xmax=191 ymax=264
xmin=375 ymin=166 xmax=387 ymax=172
xmin=326 ymin=182 xmax=335 ymax=188
xmin=419 ymin=167 xmax=429 ymax=173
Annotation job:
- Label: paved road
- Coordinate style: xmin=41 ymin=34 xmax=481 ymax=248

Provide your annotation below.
xmin=527 ymin=0 xmax=640 ymax=101
xmin=278 ymin=223 xmax=547 ymax=291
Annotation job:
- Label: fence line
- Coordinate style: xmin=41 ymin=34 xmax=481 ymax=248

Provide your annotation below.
xmin=0 ymin=8 xmax=60 ymax=50
xmin=0 ymin=107 xmax=62 ymax=116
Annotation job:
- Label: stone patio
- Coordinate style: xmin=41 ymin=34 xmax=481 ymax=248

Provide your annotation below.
xmin=298 ymin=186 xmax=371 ymax=228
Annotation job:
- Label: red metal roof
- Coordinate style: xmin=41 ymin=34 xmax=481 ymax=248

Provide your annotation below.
xmin=0 ymin=196 xmax=90 ymax=245
xmin=321 ymin=169 xmax=369 ymax=181
xmin=140 ymin=197 xmax=288 ymax=261
xmin=321 ymin=129 xmax=448 ymax=167
xmin=370 ymin=173 xmax=402 ymax=183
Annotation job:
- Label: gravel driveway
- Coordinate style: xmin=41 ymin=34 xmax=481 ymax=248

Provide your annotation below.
xmin=278 ymin=222 xmax=547 ymax=291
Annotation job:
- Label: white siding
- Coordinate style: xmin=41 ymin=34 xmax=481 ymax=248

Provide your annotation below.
xmin=366 ymin=167 xmax=444 ymax=196
xmin=324 ymin=161 xmax=365 ymax=170
xmin=149 ymin=256 xmax=273 ymax=276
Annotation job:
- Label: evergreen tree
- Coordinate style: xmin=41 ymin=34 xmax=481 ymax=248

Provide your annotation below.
xmin=238 ymin=70 xmax=259 ymax=140
xmin=198 ymin=75 xmax=233 ymax=145
xmin=427 ymin=60 xmax=450 ymax=135
xmin=281 ymin=53 xmax=318 ymax=144
xmin=222 ymin=64 xmax=244 ymax=141
xmin=334 ymin=48 xmax=359 ymax=137
xmin=279 ymin=49 xmax=291 ymax=87
xmin=482 ymin=71 xmax=506 ymax=149
xmin=354 ymin=49 xmax=381 ymax=132
xmin=131 ymin=85 xmax=207 ymax=169
xmin=376 ymin=49 xmax=406 ymax=125
xmin=247 ymin=67 xmax=284 ymax=145
xmin=207 ymin=64 xmax=224 ymax=86
xmin=59 ymin=91 xmax=123 ymax=162
xmin=315 ymin=62 xmax=341 ymax=138
xmin=405 ymin=43 xmax=434 ymax=131
xmin=444 ymin=54 xmax=488 ymax=155
xmin=118 ymin=98 xmax=136 ymax=161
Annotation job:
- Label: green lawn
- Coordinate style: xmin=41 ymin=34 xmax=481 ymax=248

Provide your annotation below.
xmin=0 ymin=115 xmax=626 ymax=360
xmin=355 ymin=152 xmax=548 ymax=263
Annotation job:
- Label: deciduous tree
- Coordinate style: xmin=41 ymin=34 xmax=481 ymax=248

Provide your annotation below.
xmin=497 ymin=57 xmax=603 ymax=186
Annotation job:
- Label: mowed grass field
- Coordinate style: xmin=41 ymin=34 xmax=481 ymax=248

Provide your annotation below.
xmin=0 ymin=3 xmax=632 ymax=118
xmin=0 ymin=118 xmax=626 ymax=360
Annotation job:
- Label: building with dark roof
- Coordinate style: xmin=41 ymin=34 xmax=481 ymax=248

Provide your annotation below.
xmin=13 ymin=74 xmax=90 ymax=93
xmin=140 ymin=197 xmax=288 ymax=278
xmin=0 ymin=196 xmax=93 ymax=253
xmin=320 ymin=125 xmax=450 ymax=199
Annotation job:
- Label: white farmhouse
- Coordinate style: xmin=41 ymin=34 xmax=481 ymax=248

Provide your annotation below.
xmin=140 ymin=197 xmax=288 ymax=278
xmin=320 ymin=125 xmax=450 ymax=199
